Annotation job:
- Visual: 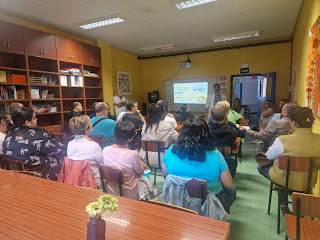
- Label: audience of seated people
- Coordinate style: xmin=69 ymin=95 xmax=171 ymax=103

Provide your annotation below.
xmin=139 ymin=103 xmax=179 ymax=167
xmin=258 ymin=107 xmax=320 ymax=214
xmin=267 ymin=99 xmax=289 ymax=126
xmin=232 ymin=98 xmax=245 ymax=116
xmin=0 ymin=112 xmax=12 ymax=154
xmin=157 ymin=100 xmax=177 ymax=129
xmin=67 ymin=102 xmax=83 ymax=121
xmin=67 ymin=115 xmax=103 ymax=188
xmin=162 ymin=116 xmax=236 ymax=212
xmin=103 ymin=121 xmax=159 ymax=200
xmin=3 ymin=107 xmax=66 ymax=180
xmin=90 ymin=102 xmax=116 ymax=147
xmin=121 ymin=101 xmax=146 ymax=149
xmin=176 ymin=104 xmax=193 ymax=122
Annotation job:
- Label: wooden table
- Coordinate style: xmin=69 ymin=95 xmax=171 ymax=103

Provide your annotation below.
xmin=0 ymin=170 xmax=230 ymax=240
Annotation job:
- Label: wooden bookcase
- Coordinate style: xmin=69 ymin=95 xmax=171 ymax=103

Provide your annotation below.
xmin=0 ymin=21 xmax=103 ymax=133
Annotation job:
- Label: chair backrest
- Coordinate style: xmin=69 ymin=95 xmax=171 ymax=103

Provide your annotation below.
xmin=186 ymin=178 xmax=208 ymax=205
xmin=278 ymin=156 xmax=320 ymax=192
xmin=148 ymin=200 xmax=198 ymax=215
xmin=292 ymin=192 xmax=320 ymax=219
xmin=141 ymin=140 xmax=166 ymax=168
xmin=239 ymin=118 xmax=249 ymax=126
xmin=0 ymin=156 xmax=25 ymax=171
xmin=99 ymin=164 xmax=124 ymax=196
xmin=90 ymin=135 xmax=107 ymax=146
xmin=232 ymin=137 xmax=241 ymax=154
xmin=14 ymin=171 xmax=35 ymax=176
xmin=216 ymin=146 xmax=232 ymax=160
xmin=52 ymin=133 xmax=67 ymax=143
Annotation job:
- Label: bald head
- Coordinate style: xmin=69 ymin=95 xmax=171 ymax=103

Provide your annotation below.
xmin=210 ymin=105 xmax=226 ymax=123
xmin=10 ymin=102 xmax=24 ymax=115
xmin=116 ymin=89 xmax=123 ymax=97
xmin=95 ymin=102 xmax=109 ymax=117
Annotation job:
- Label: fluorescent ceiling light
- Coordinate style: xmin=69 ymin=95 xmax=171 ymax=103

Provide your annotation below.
xmin=76 ymin=14 xmax=125 ymax=30
xmin=140 ymin=43 xmax=174 ymax=52
xmin=174 ymin=0 xmax=218 ymax=10
xmin=212 ymin=30 xmax=260 ymax=43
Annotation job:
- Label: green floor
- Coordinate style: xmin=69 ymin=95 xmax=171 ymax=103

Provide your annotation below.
xmin=149 ymin=137 xmax=287 ymax=240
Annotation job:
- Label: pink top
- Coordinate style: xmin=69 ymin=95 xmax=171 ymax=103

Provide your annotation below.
xmin=103 ymin=146 xmax=144 ymax=200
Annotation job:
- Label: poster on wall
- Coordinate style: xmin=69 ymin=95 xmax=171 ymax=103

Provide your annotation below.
xmin=305 ymin=16 xmax=320 ymax=116
xmin=218 ymin=75 xmax=228 ymax=95
xmin=116 ymin=71 xmax=131 ymax=95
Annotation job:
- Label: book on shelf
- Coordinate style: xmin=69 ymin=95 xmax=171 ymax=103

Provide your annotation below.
xmin=0 ymin=71 xmax=6 ymax=82
xmin=31 ymin=87 xmax=55 ymax=99
xmin=0 ymin=86 xmax=25 ymax=100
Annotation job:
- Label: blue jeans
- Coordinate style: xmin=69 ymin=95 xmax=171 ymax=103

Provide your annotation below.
xmin=257 ymin=165 xmax=288 ymax=205
xmin=216 ymin=185 xmax=237 ymax=213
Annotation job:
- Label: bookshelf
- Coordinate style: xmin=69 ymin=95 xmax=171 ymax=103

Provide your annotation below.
xmin=0 ymin=20 xmax=103 ymax=132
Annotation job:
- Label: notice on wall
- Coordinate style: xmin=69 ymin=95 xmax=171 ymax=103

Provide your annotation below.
xmin=218 ymin=75 xmax=228 ymax=95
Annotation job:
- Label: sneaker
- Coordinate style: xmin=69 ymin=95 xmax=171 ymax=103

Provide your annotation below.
xmin=251 ymin=139 xmax=263 ymax=144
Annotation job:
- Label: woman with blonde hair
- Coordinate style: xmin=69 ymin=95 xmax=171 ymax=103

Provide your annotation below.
xmin=67 ymin=115 xmax=103 ymax=188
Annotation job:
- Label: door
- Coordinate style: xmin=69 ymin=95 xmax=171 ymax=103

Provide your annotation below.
xmin=0 ymin=21 xmax=24 ymax=54
xmin=41 ymin=33 xmax=57 ymax=59
xmin=256 ymin=72 xmax=276 ymax=125
xmin=82 ymin=44 xmax=101 ymax=67
xmin=57 ymin=36 xmax=81 ymax=63
xmin=24 ymin=28 xmax=43 ymax=57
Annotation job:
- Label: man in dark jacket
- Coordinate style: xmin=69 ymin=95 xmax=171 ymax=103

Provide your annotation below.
xmin=67 ymin=102 xmax=82 ymax=121
xmin=209 ymin=105 xmax=238 ymax=178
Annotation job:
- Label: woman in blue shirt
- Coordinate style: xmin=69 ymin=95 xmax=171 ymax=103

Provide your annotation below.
xmin=162 ymin=116 xmax=236 ymax=212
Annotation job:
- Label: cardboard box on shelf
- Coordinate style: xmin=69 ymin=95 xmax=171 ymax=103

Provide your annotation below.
xmin=7 ymin=74 xmax=26 ymax=83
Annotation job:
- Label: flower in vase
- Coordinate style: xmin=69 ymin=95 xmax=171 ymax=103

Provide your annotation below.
xmin=86 ymin=202 xmax=104 ymax=217
xmin=98 ymin=195 xmax=119 ymax=213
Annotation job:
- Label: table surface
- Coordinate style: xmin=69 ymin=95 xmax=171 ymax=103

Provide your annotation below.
xmin=0 ymin=169 xmax=230 ymax=240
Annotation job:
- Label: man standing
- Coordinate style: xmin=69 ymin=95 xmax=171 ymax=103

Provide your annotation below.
xmin=90 ymin=102 xmax=117 ymax=147
xmin=67 ymin=102 xmax=83 ymax=121
xmin=113 ymin=89 xmax=127 ymax=118
xmin=206 ymin=83 xmax=227 ymax=119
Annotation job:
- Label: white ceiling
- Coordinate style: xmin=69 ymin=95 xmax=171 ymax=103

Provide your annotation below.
xmin=0 ymin=0 xmax=302 ymax=56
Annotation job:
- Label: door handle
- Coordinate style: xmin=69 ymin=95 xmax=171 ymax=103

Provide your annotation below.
xmin=40 ymin=49 xmax=43 ymax=54
xmin=7 ymin=42 xmax=10 ymax=48
xmin=3 ymin=42 xmax=5 ymax=48
xmin=43 ymin=50 xmax=46 ymax=55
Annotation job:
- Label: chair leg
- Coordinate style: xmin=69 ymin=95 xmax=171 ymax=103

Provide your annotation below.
xmin=277 ymin=193 xmax=281 ymax=234
xmin=154 ymin=168 xmax=157 ymax=186
xmin=285 ymin=235 xmax=288 ymax=240
xmin=267 ymin=182 xmax=273 ymax=215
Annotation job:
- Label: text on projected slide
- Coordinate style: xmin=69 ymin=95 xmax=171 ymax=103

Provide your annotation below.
xmin=174 ymin=82 xmax=208 ymax=104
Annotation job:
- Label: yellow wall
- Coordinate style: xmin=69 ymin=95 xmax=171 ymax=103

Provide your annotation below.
xmin=111 ymin=48 xmax=143 ymax=104
xmin=142 ymin=43 xmax=292 ymax=109
xmin=292 ymin=0 xmax=320 ymax=133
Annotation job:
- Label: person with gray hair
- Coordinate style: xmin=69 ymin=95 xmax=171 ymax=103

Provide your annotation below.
xmin=67 ymin=101 xmax=83 ymax=121
xmin=208 ymin=105 xmax=238 ymax=179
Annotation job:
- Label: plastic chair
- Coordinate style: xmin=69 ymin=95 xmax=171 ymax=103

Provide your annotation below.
xmin=99 ymin=164 xmax=124 ymax=196
xmin=285 ymin=193 xmax=320 ymax=240
xmin=267 ymin=156 xmax=320 ymax=234
xmin=141 ymin=140 xmax=166 ymax=186
xmin=148 ymin=200 xmax=198 ymax=215
xmin=186 ymin=178 xmax=208 ymax=205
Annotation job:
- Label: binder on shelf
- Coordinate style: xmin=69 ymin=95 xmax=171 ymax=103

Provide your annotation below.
xmin=60 ymin=75 xmax=67 ymax=86
xmin=7 ymin=74 xmax=26 ymax=83
xmin=0 ymin=71 xmax=6 ymax=82
xmin=31 ymin=87 xmax=40 ymax=99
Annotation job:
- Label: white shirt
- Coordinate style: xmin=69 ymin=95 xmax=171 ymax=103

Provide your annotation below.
xmin=163 ymin=115 xmax=177 ymax=129
xmin=266 ymin=137 xmax=284 ymax=160
xmin=0 ymin=132 xmax=6 ymax=154
xmin=206 ymin=92 xmax=227 ymax=112
xmin=113 ymin=95 xmax=127 ymax=117
xmin=117 ymin=111 xmax=127 ymax=122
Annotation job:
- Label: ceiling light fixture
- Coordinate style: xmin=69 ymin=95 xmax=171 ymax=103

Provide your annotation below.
xmin=174 ymin=0 xmax=218 ymax=10
xmin=140 ymin=43 xmax=174 ymax=52
xmin=76 ymin=14 xmax=125 ymax=30
xmin=212 ymin=30 xmax=260 ymax=43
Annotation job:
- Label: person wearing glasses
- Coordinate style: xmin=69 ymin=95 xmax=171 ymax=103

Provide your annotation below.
xmin=90 ymin=102 xmax=117 ymax=148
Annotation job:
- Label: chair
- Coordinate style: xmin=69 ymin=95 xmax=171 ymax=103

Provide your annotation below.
xmin=141 ymin=140 xmax=166 ymax=186
xmin=267 ymin=156 xmax=320 ymax=234
xmin=232 ymin=137 xmax=241 ymax=162
xmin=90 ymin=135 xmax=107 ymax=146
xmin=239 ymin=118 xmax=249 ymax=126
xmin=52 ymin=133 xmax=67 ymax=143
xmin=186 ymin=178 xmax=208 ymax=205
xmin=216 ymin=146 xmax=236 ymax=179
xmin=285 ymin=193 xmax=320 ymax=240
xmin=0 ymin=155 xmax=35 ymax=176
xmin=147 ymin=200 xmax=198 ymax=215
xmin=99 ymin=164 xmax=124 ymax=196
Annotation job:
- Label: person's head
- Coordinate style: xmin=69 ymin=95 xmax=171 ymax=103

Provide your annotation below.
xmin=290 ymin=107 xmax=314 ymax=129
xmin=127 ymin=101 xmax=138 ymax=113
xmin=114 ymin=121 xmax=136 ymax=145
xmin=281 ymin=102 xmax=298 ymax=119
xmin=171 ymin=116 xmax=215 ymax=162
xmin=263 ymin=100 xmax=273 ymax=110
xmin=213 ymin=83 xmax=221 ymax=94
xmin=234 ymin=98 xmax=242 ymax=108
xmin=9 ymin=102 xmax=24 ymax=115
xmin=73 ymin=102 xmax=83 ymax=113
xmin=216 ymin=101 xmax=230 ymax=114
xmin=0 ymin=112 xmax=11 ymax=133
xmin=157 ymin=100 xmax=169 ymax=114
xmin=210 ymin=105 xmax=227 ymax=123
xmin=279 ymin=99 xmax=289 ymax=111
xmin=95 ymin=102 xmax=110 ymax=117
xmin=69 ymin=115 xmax=92 ymax=136
xmin=92 ymin=102 xmax=98 ymax=112
xmin=12 ymin=107 xmax=37 ymax=128
xmin=181 ymin=104 xmax=189 ymax=113
xmin=116 ymin=89 xmax=123 ymax=97
xmin=146 ymin=103 xmax=166 ymax=132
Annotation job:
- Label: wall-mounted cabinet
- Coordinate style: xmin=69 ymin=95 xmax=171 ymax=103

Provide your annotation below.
xmin=57 ymin=36 xmax=82 ymax=63
xmin=82 ymin=44 xmax=101 ymax=67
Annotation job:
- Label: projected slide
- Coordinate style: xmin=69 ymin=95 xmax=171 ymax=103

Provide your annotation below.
xmin=174 ymin=82 xmax=208 ymax=104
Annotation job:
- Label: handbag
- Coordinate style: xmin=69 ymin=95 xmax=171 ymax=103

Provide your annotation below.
xmin=255 ymin=153 xmax=274 ymax=167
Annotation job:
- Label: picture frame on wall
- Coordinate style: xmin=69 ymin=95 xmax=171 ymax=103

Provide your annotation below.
xmin=116 ymin=71 xmax=132 ymax=95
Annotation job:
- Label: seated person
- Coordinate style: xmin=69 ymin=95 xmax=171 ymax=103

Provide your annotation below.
xmin=122 ymin=101 xmax=146 ymax=149
xmin=258 ymin=107 xmax=320 ymax=214
xmin=217 ymin=100 xmax=244 ymax=124
xmin=9 ymin=102 xmax=24 ymax=115
xmin=246 ymin=103 xmax=298 ymax=146
xmin=0 ymin=111 xmax=12 ymax=154
xmin=3 ymin=107 xmax=66 ymax=181
xmin=103 ymin=121 xmax=159 ymax=200
xmin=267 ymin=99 xmax=289 ymax=126
xmin=89 ymin=102 xmax=116 ymax=121
xmin=67 ymin=115 xmax=103 ymax=188
xmin=140 ymin=103 xmax=179 ymax=167
xmin=162 ymin=116 xmax=236 ymax=212
xmin=259 ymin=100 xmax=275 ymax=129
xmin=90 ymin=102 xmax=117 ymax=147
xmin=232 ymin=98 xmax=245 ymax=116
xmin=176 ymin=104 xmax=193 ymax=122
xmin=116 ymin=110 xmax=127 ymax=122
xmin=67 ymin=102 xmax=83 ymax=121
xmin=157 ymin=100 xmax=177 ymax=129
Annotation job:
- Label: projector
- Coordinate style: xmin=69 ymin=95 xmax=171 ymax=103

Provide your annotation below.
xmin=178 ymin=58 xmax=192 ymax=70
